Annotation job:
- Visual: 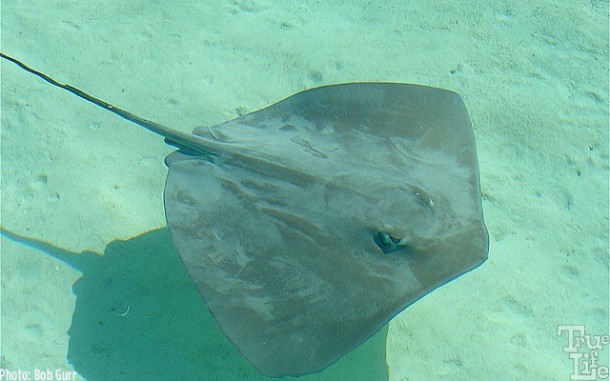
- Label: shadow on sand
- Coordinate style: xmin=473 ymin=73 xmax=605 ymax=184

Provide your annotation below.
xmin=2 ymin=227 xmax=388 ymax=380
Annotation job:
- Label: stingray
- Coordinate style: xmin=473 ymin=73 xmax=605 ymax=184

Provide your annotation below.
xmin=1 ymin=52 xmax=489 ymax=377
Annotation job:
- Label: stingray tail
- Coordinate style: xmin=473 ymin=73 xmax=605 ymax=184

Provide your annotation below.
xmin=0 ymin=52 xmax=213 ymax=154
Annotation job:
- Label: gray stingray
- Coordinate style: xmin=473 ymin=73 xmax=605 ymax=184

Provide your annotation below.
xmin=1 ymin=53 xmax=488 ymax=378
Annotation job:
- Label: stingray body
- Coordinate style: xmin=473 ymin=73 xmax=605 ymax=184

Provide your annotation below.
xmin=2 ymin=53 xmax=488 ymax=378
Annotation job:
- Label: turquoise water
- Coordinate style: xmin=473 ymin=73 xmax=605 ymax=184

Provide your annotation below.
xmin=1 ymin=2 xmax=608 ymax=380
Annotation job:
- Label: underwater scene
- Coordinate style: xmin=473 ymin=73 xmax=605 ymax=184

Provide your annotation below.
xmin=1 ymin=1 xmax=608 ymax=380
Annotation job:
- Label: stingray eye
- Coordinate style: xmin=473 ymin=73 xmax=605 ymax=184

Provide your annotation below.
xmin=373 ymin=231 xmax=403 ymax=254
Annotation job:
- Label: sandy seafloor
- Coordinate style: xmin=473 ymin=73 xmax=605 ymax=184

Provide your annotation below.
xmin=1 ymin=1 xmax=608 ymax=380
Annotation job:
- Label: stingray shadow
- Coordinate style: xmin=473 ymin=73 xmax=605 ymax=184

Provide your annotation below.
xmin=1 ymin=227 xmax=388 ymax=380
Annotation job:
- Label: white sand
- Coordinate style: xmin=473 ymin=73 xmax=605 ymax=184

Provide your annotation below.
xmin=1 ymin=1 xmax=608 ymax=380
